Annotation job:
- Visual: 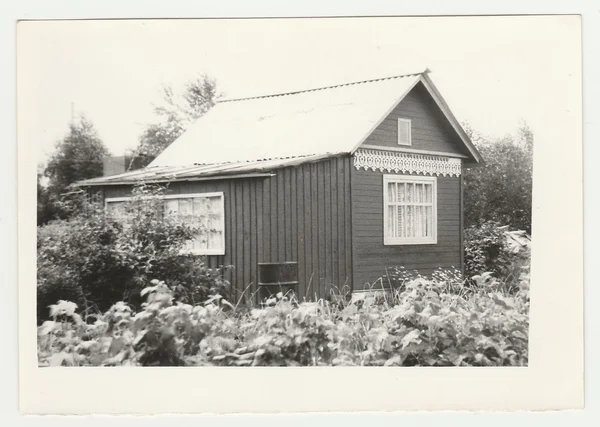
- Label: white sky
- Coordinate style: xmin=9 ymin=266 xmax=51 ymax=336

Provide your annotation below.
xmin=17 ymin=16 xmax=577 ymax=163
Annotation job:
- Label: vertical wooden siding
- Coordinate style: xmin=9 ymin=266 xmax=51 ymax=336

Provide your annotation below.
xmin=361 ymin=82 xmax=470 ymax=157
xmin=351 ymin=81 xmax=467 ymax=287
xmin=101 ymin=155 xmax=353 ymax=301
xmin=350 ymin=167 xmax=461 ymax=288
xmin=261 ymin=156 xmax=353 ymax=299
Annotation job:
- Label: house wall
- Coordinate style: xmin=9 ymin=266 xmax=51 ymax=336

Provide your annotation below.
xmin=361 ymin=82 xmax=470 ymax=157
xmin=351 ymin=81 xmax=465 ymax=288
xmin=350 ymin=168 xmax=461 ymax=288
xmin=99 ymin=155 xmax=353 ymax=301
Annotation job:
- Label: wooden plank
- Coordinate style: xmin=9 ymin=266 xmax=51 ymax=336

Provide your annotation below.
xmin=304 ymin=164 xmax=313 ymax=299
xmin=310 ymin=163 xmax=319 ymax=300
xmin=255 ymin=180 xmax=263 ymax=303
xmin=243 ymin=180 xmax=251 ymax=288
xmin=338 ymin=157 xmax=350 ymax=290
xmin=290 ymin=167 xmax=297 ymax=262
xmin=223 ymin=182 xmax=231 ymax=283
xmin=317 ymin=161 xmax=326 ymax=298
xmin=277 ymin=171 xmax=285 ymax=263
xmin=284 ymin=169 xmax=293 ymax=261
xmin=270 ymin=176 xmax=278 ymax=261
xmin=249 ymin=180 xmax=256 ymax=294
xmin=235 ymin=181 xmax=244 ymax=291
xmin=263 ymin=178 xmax=271 ymax=262
xmin=345 ymin=156 xmax=353 ymax=292
xmin=296 ymin=167 xmax=306 ymax=298
xmin=330 ymin=159 xmax=339 ymax=289
xmin=323 ymin=160 xmax=331 ymax=290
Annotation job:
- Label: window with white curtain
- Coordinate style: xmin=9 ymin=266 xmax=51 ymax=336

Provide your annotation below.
xmin=105 ymin=192 xmax=225 ymax=255
xmin=383 ymin=175 xmax=437 ymax=245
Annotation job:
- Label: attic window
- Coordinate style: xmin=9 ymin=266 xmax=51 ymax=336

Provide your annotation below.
xmin=397 ymin=118 xmax=412 ymax=146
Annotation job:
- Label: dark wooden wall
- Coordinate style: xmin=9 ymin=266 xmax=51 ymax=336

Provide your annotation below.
xmin=362 ymin=82 xmax=470 ymax=157
xmin=350 ymin=168 xmax=462 ymax=288
xmin=100 ymin=155 xmax=354 ymax=301
xmin=351 ymin=82 xmax=466 ymax=288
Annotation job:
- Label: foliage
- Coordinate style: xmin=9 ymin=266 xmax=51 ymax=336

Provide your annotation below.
xmin=136 ymin=74 xmax=221 ymax=157
xmin=37 ymin=171 xmax=60 ymax=226
xmin=463 ymin=221 xmax=530 ymax=289
xmin=38 ymin=115 xmax=110 ymax=225
xmin=463 ymin=122 xmax=533 ymax=233
xmin=38 ymin=269 xmax=529 ymax=367
xmin=382 ymin=266 xmax=464 ymax=293
xmin=37 ymin=184 xmax=230 ymax=322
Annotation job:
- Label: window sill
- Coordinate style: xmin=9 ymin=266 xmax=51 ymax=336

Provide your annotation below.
xmin=384 ymin=239 xmax=437 ymax=246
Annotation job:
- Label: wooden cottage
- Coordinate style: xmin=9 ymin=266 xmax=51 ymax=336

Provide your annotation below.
xmin=77 ymin=69 xmax=483 ymax=299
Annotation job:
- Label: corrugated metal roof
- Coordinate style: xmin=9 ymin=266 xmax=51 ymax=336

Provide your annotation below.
xmin=78 ymin=69 xmax=482 ymax=187
xmin=75 ymin=153 xmax=334 ymax=186
xmin=150 ymin=72 xmax=424 ymax=167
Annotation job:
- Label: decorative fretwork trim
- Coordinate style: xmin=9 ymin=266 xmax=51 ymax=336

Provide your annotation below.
xmin=353 ymin=149 xmax=462 ymax=177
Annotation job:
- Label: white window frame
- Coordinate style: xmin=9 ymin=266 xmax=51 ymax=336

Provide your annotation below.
xmin=397 ymin=118 xmax=412 ymax=146
xmin=383 ymin=174 xmax=437 ymax=245
xmin=105 ymin=192 xmax=226 ymax=256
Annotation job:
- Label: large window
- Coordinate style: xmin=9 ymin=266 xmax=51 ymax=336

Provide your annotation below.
xmin=105 ymin=192 xmax=225 ymax=255
xmin=383 ymin=175 xmax=437 ymax=245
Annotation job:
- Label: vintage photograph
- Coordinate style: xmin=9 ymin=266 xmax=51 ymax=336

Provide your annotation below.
xmin=28 ymin=17 xmax=535 ymax=367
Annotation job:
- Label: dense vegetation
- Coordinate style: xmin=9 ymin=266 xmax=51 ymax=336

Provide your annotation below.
xmin=38 ymin=268 xmax=529 ymax=367
xmin=37 ymin=185 xmax=230 ymax=322
xmin=37 ymin=185 xmax=530 ymax=367
xmin=38 ymin=115 xmax=110 ymax=226
xmin=463 ymin=123 xmax=533 ymax=233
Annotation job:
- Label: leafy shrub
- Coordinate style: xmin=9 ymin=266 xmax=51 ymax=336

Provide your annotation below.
xmin=382 ymin=266 xmax=464 ymax=293
xmin=37 ymin=184 xmax=230 ymax=322
xmin=38 ymin=269 xmax=529 ymax=367
xmin=464 ymin=221 xmax=530 ymax=289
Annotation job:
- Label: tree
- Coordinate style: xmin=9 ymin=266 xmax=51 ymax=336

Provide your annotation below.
xmin=37 ymin=168 xmax=57 ymax=226
xmin=463 ymin=122 xmax=533 ymax=233
xmin=136 ymin=74 xmax=221 ymax=157
xmin=39 ymin=115 xmax=109 ymax=224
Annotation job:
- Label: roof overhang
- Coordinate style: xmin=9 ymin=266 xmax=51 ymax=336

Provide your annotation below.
xmin=74 ymin=153 xmax=344 ymax=187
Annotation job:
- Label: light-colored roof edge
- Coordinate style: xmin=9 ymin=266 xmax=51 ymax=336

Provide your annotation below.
xmin=349 ymin=73 xmax=483 ymax=165
xmin=74 ymin=152 xmax=347 ymax=187
xmin=217 ymin=68 xmax=430 ymax=104
xmin=418 ymin=73 xmax=484 ymax=165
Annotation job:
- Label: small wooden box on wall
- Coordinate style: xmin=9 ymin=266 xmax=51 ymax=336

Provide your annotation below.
xmin=257 ymin=262 xmax=299 ymax=301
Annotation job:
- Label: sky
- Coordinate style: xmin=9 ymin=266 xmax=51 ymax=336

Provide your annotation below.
xmin=17 ymin=16 xmax=579 ymax=164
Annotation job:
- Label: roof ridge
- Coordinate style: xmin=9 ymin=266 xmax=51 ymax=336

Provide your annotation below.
xmin=218 ymin=69 xmax=429 ymax=103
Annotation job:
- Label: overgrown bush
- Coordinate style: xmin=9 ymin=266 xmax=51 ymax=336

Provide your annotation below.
xmin=464 ymin=221 xmax=530 ymax=288
xmin=381 ymin=266 xmax=464 ymax=293
xmin=37 ymin=184 xmax=230 ymax=322
xmin=38 ymin=269 xmax=530 ymax=367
